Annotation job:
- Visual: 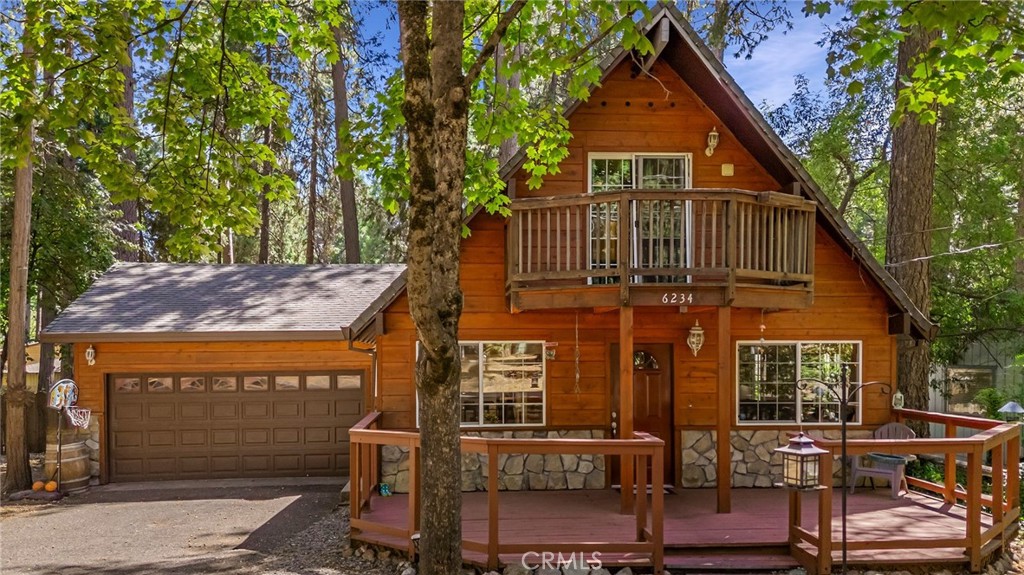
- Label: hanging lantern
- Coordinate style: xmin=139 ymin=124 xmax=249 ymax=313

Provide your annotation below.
xmin=687 ymin=320 xmax=705 ymax=357
xmin=774 ymin=432 xmax=828 ymax=490
xmin=892 ymin=389 xmax=905 ymax=410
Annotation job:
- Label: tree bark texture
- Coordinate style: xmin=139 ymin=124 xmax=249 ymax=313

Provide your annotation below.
xmin=306 ymin=60 xmax=320 ymax=265
xmin=114 ymin=25 xmax=140 ymax=262
xmin=259 ymin=45 xmax=273 ymax=265
xmin=32 ymin=286 xmax=57 ymax=452
xmin=887 ymin=23 xmax=939 ymax=433
xmin=398 ymin=1 xmax=467 ymax=573
xmin=332 ymin=20 xmax=361 ymax=264
xmin=495 ymin=42 xmax=521 ymax=167
xmin=4 ymin=20 xmax=36 ymax=494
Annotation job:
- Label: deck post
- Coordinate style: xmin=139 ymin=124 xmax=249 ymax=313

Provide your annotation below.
xmin=620 ymin=306 xmax=635 ymax=513
xmin=788 ymin=489 xmax=801 ymax=542
xmin=966 ymin=448 xmax=982 ymax=572
xmin=817 ymin=452 xmax=833 ymax=575
xmin=652 ymin=445 xmax=664 ymax=575
xmin=944 ymin=422 xmax=957 ymax=503
xmin=636 ymin=452 xmax=647 ymax=541
xmin=992 ymin=442 xmax=1004 ymax=527
xmin=487 ymin=442 xmax=500 ymax=570
xmin=716 ymin=306 xmax=732 ymax=513
xmin=408 ymin=439 xmax=419 ymax=558
xmin=1008 ymin=431 xmax=1020 ymax=514
xmin=351 ymin=439 xmax=361 ymax=521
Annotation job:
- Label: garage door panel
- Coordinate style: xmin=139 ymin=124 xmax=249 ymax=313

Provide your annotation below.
xmin=242 ymin=402 xmax=271 ymax=418
xmin=211 ymin=429 xmax=239 ymax=446
xmin=180 ymin=430 xmax=208 ymax=447
xmin=180 ymin=403 xmax=208 ymax=419
xmin=110 ymin=372 xmax=362 ymax=482
xmin=211 ymin=403 xmax=239 ymax=419
xmin=147 ymin=430 xmax=175 ymax=448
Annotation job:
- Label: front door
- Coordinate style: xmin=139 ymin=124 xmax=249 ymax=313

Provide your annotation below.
xmin=611 ymin=343 xmax=674 ymax=485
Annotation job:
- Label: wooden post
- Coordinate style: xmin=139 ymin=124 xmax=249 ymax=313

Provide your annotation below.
xmin=487 ymin=442 xmax=500 ymax=570
xmin=788 ymin=489 xmax=801 ymax=543
xmin=351 ymin=437 xmax=361 ymax=522
xmin=1008 ymin=430 xmax=1020 ymax=513
xmin=716 ymin=306 xmax=732 ymax=513
xmin=944 ymin=422 xmax=957 ymax=503
xmin=408 ymin=439 xmax=419 ymax=558
xmin=992 ymin=443 xmax=1004 ymax=525
xmin=652 ymin=444 xmax=664 ymax=575
xmin=636 ymin=452 xmax=647 ymax=540
xmin=817 ymin=453 xmax=833 ymax=575
xmin=966 ymin=449 xmax=982 ymax=573
xmin=620 ymin=306 xmax=635 ymax=513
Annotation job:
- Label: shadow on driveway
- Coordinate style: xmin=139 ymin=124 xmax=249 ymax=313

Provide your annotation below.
xmin=0 ymin=480 xmax=345 ymax=575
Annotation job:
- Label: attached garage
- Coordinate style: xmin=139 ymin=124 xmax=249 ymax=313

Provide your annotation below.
xmin=41 ymin=263 xmax=405 ymax=484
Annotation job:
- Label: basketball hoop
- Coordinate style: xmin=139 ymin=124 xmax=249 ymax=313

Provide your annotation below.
xmin=66 ymin=406 xmax=91 ymax=429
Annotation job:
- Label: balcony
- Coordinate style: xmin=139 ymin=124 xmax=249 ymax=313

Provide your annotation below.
xmin=506 ymin=189 xmax=817 ymax=311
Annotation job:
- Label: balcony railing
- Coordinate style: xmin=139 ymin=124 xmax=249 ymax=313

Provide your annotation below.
xmin=507 ymin=189 xmax=817 ymax=308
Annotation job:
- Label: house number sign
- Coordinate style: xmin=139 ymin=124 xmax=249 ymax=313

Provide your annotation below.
xmin=661 ymin=292 xmax=694 ymax=304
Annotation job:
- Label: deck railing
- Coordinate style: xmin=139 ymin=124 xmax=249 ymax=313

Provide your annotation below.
xmin=507 ymin=189 xmax=816 ymax=294
xmin=788 ymin=409 xmax=1020 ymax=574
xmin=349 ymin=412 xmax=665 ymax=573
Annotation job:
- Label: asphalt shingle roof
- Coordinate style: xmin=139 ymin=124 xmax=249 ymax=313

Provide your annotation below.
xmin=41 ymin=263 xmax=406 ymax=342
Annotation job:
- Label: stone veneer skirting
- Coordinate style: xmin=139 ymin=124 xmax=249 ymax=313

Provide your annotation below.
xmin=682 ymin=428 xmax=876 ymax=488
xmin=380 ymin=429 xmax=606 ymax=493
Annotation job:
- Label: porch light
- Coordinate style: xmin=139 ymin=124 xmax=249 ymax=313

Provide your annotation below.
xmin=687 ymin=320 xmax=705 ymax=357
xmin=705 ymin=127 xmax=719 ymax=157
xmin=85 ymin=345 xmax=96 ymax=366
xmin=892 ymin=388 xmax=905 ymax=409
xmin=774 ymin=432 xmax=827 ymax=490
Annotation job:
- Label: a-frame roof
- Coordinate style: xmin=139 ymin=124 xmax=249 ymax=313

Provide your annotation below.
xmin=496 ymin=3 xmax=935 ymax=341
xmin=351 ymin=3 xmax=935 ymax=342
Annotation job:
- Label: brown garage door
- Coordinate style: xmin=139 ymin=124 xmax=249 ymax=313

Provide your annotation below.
xmin=109 ymin=372 xmax=363 ymax=481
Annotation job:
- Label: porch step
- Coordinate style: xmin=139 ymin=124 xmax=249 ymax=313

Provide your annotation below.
xmin=664 ymin=546 xmax=798 ymax=573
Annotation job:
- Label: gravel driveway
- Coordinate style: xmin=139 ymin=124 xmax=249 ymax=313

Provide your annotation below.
xmin=0 ymin=479 xmax=402 ymax=575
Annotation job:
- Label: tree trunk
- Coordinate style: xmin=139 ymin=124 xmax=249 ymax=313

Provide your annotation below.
xmin=886 ymin=23 xmax=939 ymax=435
xmin=259 ymin=44 xmax=273 ymax=264
xmin=398 ymin=2 xmax=467 ymax=573
xmin=332 ymin=19 xmax=361 ymax=263
xmin=4 ymin=17 xmax=37 ymax=494
xmin=495 ymin=42 xmax=521 ymax=167
xmin=1016 ymin=156 xmax=1024 ymax=290
xmin=33 ymin=285 xmax=57 ymax=453
xmin=706 ymin=0 xmax=732 ymax=62
xmin=114 ymin=22 xmax=140 ymax=262
xmin=306 ymin=62 xmax=320 ymax=265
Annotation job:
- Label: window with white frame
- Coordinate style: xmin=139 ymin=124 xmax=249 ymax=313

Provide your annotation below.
xmin=737 ymin=342 xmax=861 ymax=425
xmin=419 ymin=341 xmax=546 ymax=426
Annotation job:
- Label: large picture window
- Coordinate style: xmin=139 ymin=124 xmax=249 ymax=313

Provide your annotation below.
xmin=737 ymin=341 xmax=861 ymax=425
xmin=421 ymin=341 xmax=545 ymax=426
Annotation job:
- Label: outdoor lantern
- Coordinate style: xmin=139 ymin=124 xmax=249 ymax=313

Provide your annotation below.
xmin=84 ymin=345 xmax=96 ymax=366
xmin=774 ymin=432 xmax=828 ymax=490
xmin=687 ymin=320 xmax=705 ymax=357
xmin=705 ymin=127 xmax=719 ymax=157
xmin=892 ymin=388 xmax=905 ymax=409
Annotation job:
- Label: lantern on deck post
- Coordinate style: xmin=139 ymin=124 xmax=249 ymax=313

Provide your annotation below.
xmin=774 ymin=432 xmax=828 ymax=490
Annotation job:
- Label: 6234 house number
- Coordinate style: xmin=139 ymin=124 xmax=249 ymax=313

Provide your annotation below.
xmin=661 ymin=292 xmax=694 ymax=304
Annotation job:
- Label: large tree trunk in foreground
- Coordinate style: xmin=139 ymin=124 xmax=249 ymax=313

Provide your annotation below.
xmin=886 ymin=23 xmax=939 ymax=434
xmin=4 ymin=21 xmax=37 ymax=494
xmin=114 ymin=26 xmax=140 ymax=262
xmin=332 ymin=20 xmax=361 ymax=264
xmin=398 ymin=2 xmax=466 ymax=573
xmin=306 ymin=61 xmax=320 ymax=265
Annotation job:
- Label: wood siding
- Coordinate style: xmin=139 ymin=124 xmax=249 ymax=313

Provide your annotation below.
xmin=512 ymin=60 xmax=780 ymax=198
xmin=73 ymin=340 xmax=372 ymax=483
xmin=377 ymin=214 xmax=896 ymax=432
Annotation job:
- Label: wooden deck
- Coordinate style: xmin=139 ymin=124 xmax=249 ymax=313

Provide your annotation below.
xmin=354 ymin=487 xmax=997 ymax=570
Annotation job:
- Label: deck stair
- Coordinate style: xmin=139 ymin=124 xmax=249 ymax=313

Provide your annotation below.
xmin=664 ymin=544 xmax=798 ymax=572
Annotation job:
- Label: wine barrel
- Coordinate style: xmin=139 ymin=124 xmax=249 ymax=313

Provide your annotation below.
xmin=44 ymin=441 xmax=90 ymax=493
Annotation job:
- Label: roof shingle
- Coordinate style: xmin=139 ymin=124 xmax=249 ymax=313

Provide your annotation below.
xmin=41 ymin=263 xmax=406 ymax=342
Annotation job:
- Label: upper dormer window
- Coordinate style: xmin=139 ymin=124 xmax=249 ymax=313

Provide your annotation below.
xmin=588 ymin=153 xmax=692 ymax=193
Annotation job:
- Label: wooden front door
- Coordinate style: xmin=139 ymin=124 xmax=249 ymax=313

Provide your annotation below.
xmin=612 ymin=343 xmax=674 ymax=484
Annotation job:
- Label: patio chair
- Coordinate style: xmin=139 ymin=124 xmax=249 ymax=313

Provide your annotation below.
xmin=850 ymin=421 xmax=916 ymax=499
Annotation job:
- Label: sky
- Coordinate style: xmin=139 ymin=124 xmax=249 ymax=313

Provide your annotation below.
xmin=355 ymin=1 xmax=839 ymax=111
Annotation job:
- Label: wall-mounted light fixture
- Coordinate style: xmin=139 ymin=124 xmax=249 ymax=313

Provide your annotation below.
xmin=687 ymin=320 xmax=705 ymax=357
xmin=85 ymin=345 xmax=96 ymax=366
xmin=705 ymin=127 xmax=719 ymax=157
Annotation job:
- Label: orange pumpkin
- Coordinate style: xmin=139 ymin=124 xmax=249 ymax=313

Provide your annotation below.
xmin=32 ymin=481 xmax=44 ymax=491
xmin=44 ymin=481 xmax=58 ymax=492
